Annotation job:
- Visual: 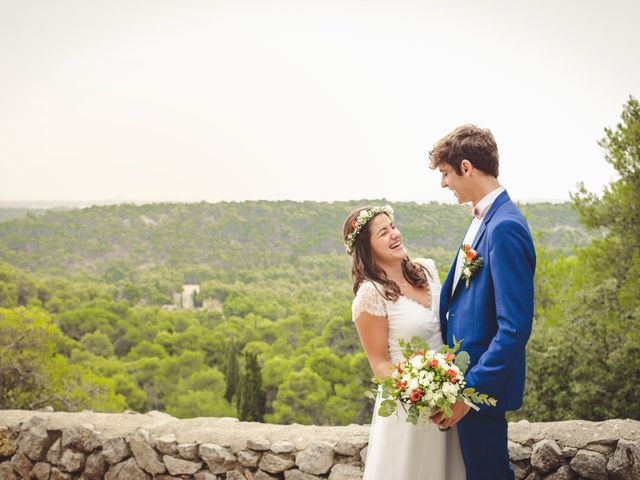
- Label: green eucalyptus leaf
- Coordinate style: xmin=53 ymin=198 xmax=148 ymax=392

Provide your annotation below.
xmin=378 ymin=399 xmax=396 ymax=417
xmin=455 ymin=351 xmax=470 ymax=373
xmin=443 ymin=403 xmax=454 ymax=418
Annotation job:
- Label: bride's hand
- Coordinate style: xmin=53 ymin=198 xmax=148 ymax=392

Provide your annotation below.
xmin=429 ymin=401 xmax=471 ymax=430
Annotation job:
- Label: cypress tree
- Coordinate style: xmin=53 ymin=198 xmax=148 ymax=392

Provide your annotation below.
xmin=237 ymin=352 xmax=266 ymax=422
xmin=224 ymin=340 xmax=239 ymax=403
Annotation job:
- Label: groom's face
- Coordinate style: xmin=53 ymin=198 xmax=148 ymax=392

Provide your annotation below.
xmin=439 ymin=163 xmax=471 ymax=203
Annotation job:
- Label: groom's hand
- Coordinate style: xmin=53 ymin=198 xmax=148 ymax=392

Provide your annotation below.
xmin=430 ymin=401 xmax=471 ymax=430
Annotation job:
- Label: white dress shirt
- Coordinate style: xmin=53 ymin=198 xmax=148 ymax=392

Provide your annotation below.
xmin=452 ymin=186 xmax=505 ymax=293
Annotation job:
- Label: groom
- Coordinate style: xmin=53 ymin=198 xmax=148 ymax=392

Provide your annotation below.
xmin=428 ymin=125 xmax=536 ymax=479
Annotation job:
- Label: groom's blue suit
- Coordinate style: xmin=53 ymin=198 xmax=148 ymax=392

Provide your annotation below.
xmin=440 ymin=190 xmax=536 ymax=480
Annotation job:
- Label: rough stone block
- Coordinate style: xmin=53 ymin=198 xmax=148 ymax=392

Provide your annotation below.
xmin=284 ymin=469 xmax=321 ymax=480
xmin=295 ymin=441 xmax=334 ymax=475
xmin=84 ymin=450 xmax=108 ymax=480
xmin=511 ymin=460 xmax=532 ymax=480
xmin=0 ymin=461 xmax=17 ymax=480
xmin=16 ymin=417 xmax=52 ymax=462
xmin=0 ymin=426 xmax=18 ymax=457
xmin=335 ymin=437 xmax=368 ymax=457
xmin=523 ymin=471 xmax=542 ymax=480
xmin=254 ymin=470 xmax=279 ymax=480
xmin=607 ymin=439 xmax=640 ymax=479
xmin=545 ymin=464 xmax=577 ymax=480
xmin=199 ymin=443 xmax=237 ymax=474
xmin=270 ymin=440 xmax=295 ymax=454
xmin=103 ymin=437 xmax=131 ymax=465
xmin=584 ymin=443 xmax=616 ymax=456
xmin=31 ymin=461 xmax=52 ymax=480
xmin=237 ymin=449 xmax=261 ymax=467
xmin=127 ymin=429 xmax=166 ymax=475
xmin=46 ymin=438 xmax=62 ymax=465
xmin=328 ymin=463 xmax=364 ymax=480
xmin=225 ymin=471 xmax=245 ymax=480
xmin=177 ymin=442 xmax=200 ymax=460
xmin=105 ymin=457 xmax=151 ymax=480
xmin=247 ymin=438 xmax=270 ymax=451
xmin=359 ymin=446 xmax=367 ymax=465
xmin=50 ymin=467 xmax=73 ymax=480
xmin=194 ymin=470 xmax=219 ymax=480
xmin=59 ymin=448 xmax=86 ymax=473
xmin=531 ymin=439 xmax=565 ymax=473
xmin=570 ymin=449 xmax=608 ymax=480
xmin=156 ymin=434 xmax=179 ymax=455
xmin=11 ymin=451 xmax=33 ymax=478
xmin=163 ymin=454 xmax=203 ymax=475
xmin=508 ymin=440 xmax=532 ymax=462
xmin=259 ymin=452 xmax=295 ymax=473
xmin=61 ymin=425 xmax=102 ymax=453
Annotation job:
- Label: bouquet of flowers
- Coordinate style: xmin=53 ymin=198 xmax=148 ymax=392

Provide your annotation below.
xmin=367 ymin=336 xmax=497 ymax=425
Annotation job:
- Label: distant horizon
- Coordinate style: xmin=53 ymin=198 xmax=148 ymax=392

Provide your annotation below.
xmin=0 ymin=196 xmax=574 ymax=209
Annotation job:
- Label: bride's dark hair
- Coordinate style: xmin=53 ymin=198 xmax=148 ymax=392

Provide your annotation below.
xmin=342 ymin=206 xmax=430 ymax=300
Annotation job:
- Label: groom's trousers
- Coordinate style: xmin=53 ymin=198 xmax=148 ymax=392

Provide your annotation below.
xmin=457 ymin=410 xmax=515 ymax=480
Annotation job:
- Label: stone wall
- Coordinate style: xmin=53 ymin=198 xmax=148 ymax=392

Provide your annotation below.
xmin=0 ymin=410 xmax=638 ymax=480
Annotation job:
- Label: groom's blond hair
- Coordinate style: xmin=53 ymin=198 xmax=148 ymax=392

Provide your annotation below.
xmin=429 ymin=124 xmax=499 ymax=177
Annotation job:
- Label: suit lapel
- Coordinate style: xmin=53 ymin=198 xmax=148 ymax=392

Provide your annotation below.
xmin=441 ymin=256 xmax=456 ymax=308
xmin=449 ymin=190 xmax=511 ymax=301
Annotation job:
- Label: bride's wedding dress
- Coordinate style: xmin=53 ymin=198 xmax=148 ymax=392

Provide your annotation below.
xmin=352 ymin=258 xmax=466 ymax=480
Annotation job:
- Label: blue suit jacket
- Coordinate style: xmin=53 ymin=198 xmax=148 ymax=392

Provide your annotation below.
xmin=440 ymin=190 xmax=536 ymax=412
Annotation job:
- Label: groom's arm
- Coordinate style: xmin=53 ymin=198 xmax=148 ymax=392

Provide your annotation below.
xmin=464 ymin=217 xmax=536 ymax=396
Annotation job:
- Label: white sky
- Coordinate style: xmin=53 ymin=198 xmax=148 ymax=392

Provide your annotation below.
xmin=1 ymin=0 xmax=638 ymax=204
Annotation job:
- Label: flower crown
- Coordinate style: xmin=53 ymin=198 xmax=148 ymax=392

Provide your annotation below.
xmin=345 ymin=205 xmax=394 ymax=254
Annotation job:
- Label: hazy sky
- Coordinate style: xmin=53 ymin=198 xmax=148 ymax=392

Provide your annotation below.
xmin=1 ymin=0 xmax=638 ymax=204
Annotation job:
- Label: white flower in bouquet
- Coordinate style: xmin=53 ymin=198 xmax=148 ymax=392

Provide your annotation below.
xmin=367 ymin=336 xmax=498 ymax=426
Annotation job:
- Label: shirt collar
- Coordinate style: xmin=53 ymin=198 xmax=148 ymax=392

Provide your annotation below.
xmin=472 ymin=186 xmax=505 ymax=219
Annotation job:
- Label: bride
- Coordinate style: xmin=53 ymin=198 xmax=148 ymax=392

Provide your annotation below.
xmin=343 ymin=205 xmax=466 ymax=480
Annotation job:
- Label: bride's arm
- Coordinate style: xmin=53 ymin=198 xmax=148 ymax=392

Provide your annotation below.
xmin=354 ymin=312 xmax=394 ymax=378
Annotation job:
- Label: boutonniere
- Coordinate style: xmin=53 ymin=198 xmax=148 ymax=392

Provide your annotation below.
xmin=460 ymin=244 xmax=483 ymax=288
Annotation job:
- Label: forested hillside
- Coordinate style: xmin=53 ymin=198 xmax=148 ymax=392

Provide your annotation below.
xmin=1 ymin=97 xmax=638 ymax=425
xmin=0 ymin=200 xmax=590 ymax=274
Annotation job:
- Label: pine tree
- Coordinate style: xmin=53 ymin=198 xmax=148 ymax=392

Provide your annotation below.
xmin=237 ymin=352 xmax=266 ymax=422
xmin=223 ymin=340 xmax=239 ymax=403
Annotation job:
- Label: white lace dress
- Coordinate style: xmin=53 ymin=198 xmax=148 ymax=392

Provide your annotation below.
xmin=352 ymin=258 xmax=466 ymax=480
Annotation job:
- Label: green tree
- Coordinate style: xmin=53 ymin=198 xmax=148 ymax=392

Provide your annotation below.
xmin=224 ymin=340 xmax=240 ymax=403
xmin=80 ymin=331 xmax=115 ymax=357
xmin=267 ymin=367 xmax=330 ymax=425
xmin=237 ymin=352 xmax=266 ymax=422
xmin=520 ymin=96 xmax=640 ymax=422
xmin=0 ymin=307 xmax=125 ymax=411
xmin=572 ymin=95 xmax=640 ymax=308
xmin=167 ymin=368 xmax=236 ymax=418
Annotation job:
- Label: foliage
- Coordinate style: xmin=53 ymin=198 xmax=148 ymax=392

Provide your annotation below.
xmin=517 ymin=96 xmax=640 ymax=422
xmin=0 ymin=168 xmax=632 ymax=423
xmin=237 ymin=352 xmax=266 ymax=422
xmin=224 ymin=340 xmax=240 ymax=403
xmin=0 ymin=307 xmax=125 ymax=411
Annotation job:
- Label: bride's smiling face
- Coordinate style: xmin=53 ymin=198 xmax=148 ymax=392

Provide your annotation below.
xmin=368 ymin=214 xmax=406 ymax=264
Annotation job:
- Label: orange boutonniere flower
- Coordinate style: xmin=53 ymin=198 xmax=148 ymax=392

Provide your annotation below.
xmin=460 ymin=243 xmax=483 ymax=288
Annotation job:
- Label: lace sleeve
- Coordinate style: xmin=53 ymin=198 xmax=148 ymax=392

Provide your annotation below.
xmin=352 ymin=282 xmax=387 ymax=322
